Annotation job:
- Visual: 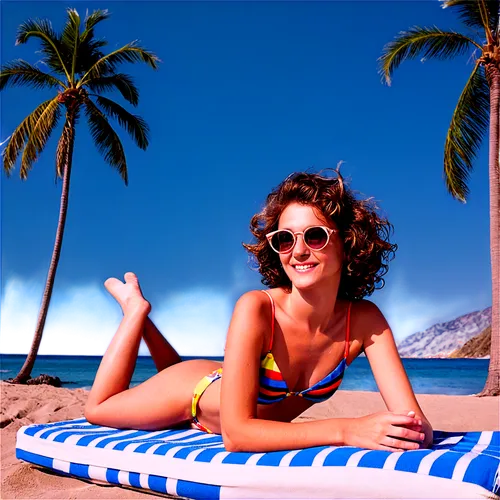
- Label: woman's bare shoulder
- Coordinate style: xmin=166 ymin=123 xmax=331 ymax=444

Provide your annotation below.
xmin=350 ymin=299 xmax=389 ymax=338
xmin=225 ymin=290 xmax=275 ymax=358
xmin=235 ymin=289 xmax=271 ymax=309
xmin=231 ymin=289 xmax=276 ymax=327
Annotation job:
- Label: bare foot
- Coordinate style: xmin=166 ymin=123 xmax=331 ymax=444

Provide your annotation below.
xmin=104 ymin=272 xmax=151 ymax=315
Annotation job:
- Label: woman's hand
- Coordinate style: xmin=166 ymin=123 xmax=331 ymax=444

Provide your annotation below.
xmin=405 ymin=411 xmax=433 ymax=449
xmin=343 ymin=411 xmax=426 ymax=451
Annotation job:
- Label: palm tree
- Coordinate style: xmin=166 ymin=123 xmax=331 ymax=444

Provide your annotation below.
xmin=380 ymin=0 xmax=499 ymax=396
xmin=0 ymin=8 xmax=159 ymax=384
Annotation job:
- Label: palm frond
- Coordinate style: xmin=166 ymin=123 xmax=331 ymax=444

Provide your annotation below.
xmin=78 ymin=42 xmax=160 ymax=87
xmin=74 ymin=10 xmax=110 ymax=77
xmin=19 ymin=97 xmax=62 ymax=179
xmin=380 ymin=26 xmax=480 ymax=85
xmin=16 ymin=18 xmax=71 ymax=81
xmin=443 ymin=63 xmax=489 ymax=201
xmin=2 ymin=99 xmax=57 ymax=176
xmin=441 ymin=0 xmax=499 ymax=38
xmin=60 ymin=8 xmax=81 ymax=83
xmin=74 ymin=39 xmax=108 ymax=78
xmin=92 ymin=95 xmax=149 ymax=149
xmin=85 ymin=73 xmax=139 ymax=105
xmin=85 ymin=39 xmax=108 ymax=52
xmin=84 ymin=98 xmax=128 ymax=184
xmin=80 ymin=9 xmax=110 ymax=43
xmin=0 ymin=60 xmax=66 ymax=91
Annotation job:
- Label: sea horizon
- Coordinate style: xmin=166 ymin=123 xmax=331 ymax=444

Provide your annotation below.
xmin=0 ymin=354 xmax=490 ymax=396
xmin=1 ymin=352 xmax=491 ymax=358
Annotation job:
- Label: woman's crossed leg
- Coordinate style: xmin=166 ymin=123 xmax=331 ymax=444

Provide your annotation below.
xmin=84 ymin=272 xmax=221 ymax=431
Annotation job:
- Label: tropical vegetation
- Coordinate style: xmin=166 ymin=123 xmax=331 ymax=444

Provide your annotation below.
xmin=0 ymin=8 xmax=159 ymax=383
xmin=380 ymin=0 xmax=499 ymax=396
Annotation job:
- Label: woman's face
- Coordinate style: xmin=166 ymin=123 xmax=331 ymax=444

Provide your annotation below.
xmin=277 ymin=202 xmax=344 ymax=291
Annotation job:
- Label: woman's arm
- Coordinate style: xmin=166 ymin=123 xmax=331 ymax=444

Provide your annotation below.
xmin=220 ymin=292 xmax=424 ymax=452
xmin=220 ymin=291 xmax=344 ymax=451
xmin=361 ymin=300 xmax=434 ymax=448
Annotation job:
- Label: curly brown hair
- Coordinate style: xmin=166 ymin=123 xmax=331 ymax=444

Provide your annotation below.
xmin=243 ymin=169 xmax=397 ymax=300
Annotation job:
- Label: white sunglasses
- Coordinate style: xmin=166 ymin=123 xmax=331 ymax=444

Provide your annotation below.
xmin=266 ymin=225 xmax=336 ymax=254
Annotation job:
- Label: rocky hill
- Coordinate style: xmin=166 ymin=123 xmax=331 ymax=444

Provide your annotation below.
xmin=449 ymin=326 xmax=491 ymax=358
xmin=397 ymin=306 xmax=492 ymax=358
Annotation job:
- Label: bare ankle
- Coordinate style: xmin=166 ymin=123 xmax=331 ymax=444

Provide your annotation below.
xmin=124 ymin=298 xmax=151 ymax=317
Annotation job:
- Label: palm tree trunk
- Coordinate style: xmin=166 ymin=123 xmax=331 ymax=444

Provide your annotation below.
xmin=12 ymin=111 xmax=76 ymax=384
xmin=479 ymin=64 xmax=500 ymax=397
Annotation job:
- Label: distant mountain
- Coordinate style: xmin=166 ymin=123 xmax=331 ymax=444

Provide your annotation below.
xmin=449 ymin=326 xmax=491 ymax=358
xmin=397 ymin=307 xmax=492 ymax=358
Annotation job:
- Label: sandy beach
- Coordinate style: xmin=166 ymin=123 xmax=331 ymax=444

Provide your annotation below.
xmin=1 ymin=381 xmax=498 ymax=499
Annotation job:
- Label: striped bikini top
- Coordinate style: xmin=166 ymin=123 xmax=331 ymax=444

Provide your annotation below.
xmin=257 ymin=290 xmax=351 ymax=405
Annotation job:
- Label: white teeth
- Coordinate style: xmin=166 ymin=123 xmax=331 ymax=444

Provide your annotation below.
xmin=295 ymin=264 xmax=315 ymax=271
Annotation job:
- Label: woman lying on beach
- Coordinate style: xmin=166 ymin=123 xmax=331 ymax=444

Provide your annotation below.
xmin=85 ymin=170 xmax=433 ymax=452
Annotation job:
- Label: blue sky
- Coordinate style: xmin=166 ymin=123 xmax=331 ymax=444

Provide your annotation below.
xmin=0 ymin=0 xmax=492 ymax=356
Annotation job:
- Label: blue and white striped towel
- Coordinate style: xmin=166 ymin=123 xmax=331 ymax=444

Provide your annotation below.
xmin=16 ymin=419 xmax=500 ymax=499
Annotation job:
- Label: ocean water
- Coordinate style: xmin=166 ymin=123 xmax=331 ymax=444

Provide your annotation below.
xmin=0 ymin=354 xmax=489 ymax=395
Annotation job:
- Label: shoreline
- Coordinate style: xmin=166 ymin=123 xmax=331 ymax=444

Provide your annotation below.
xmin=1 ymin=382 xmax=499 ymax=499
xmin=0 ymin=376 xmax=491 ymax=396
xmin=1 ymin=356 xmax=490 ymax=397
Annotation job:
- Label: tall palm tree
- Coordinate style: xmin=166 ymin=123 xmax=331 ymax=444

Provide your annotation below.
xmin=0 ymin=8 xmax=159 ymax=384
xmin=380 ymin=0 xmax=499 ymax=396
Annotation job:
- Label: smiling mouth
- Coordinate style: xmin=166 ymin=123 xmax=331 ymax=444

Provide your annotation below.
xmin=292 ymin=264 xmax=318 ymax=273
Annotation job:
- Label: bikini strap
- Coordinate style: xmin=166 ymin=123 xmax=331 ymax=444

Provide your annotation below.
xmin=344 ymin=301 xmax=352 ymax=359
xmin=261 ymin=290 xmax=275 ymax=351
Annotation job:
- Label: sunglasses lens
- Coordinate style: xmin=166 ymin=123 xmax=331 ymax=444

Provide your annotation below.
xmin=304 ymin=226 xmax=328 ymax=249
xmin=271 ymin=231 xmax=294 ymax=253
